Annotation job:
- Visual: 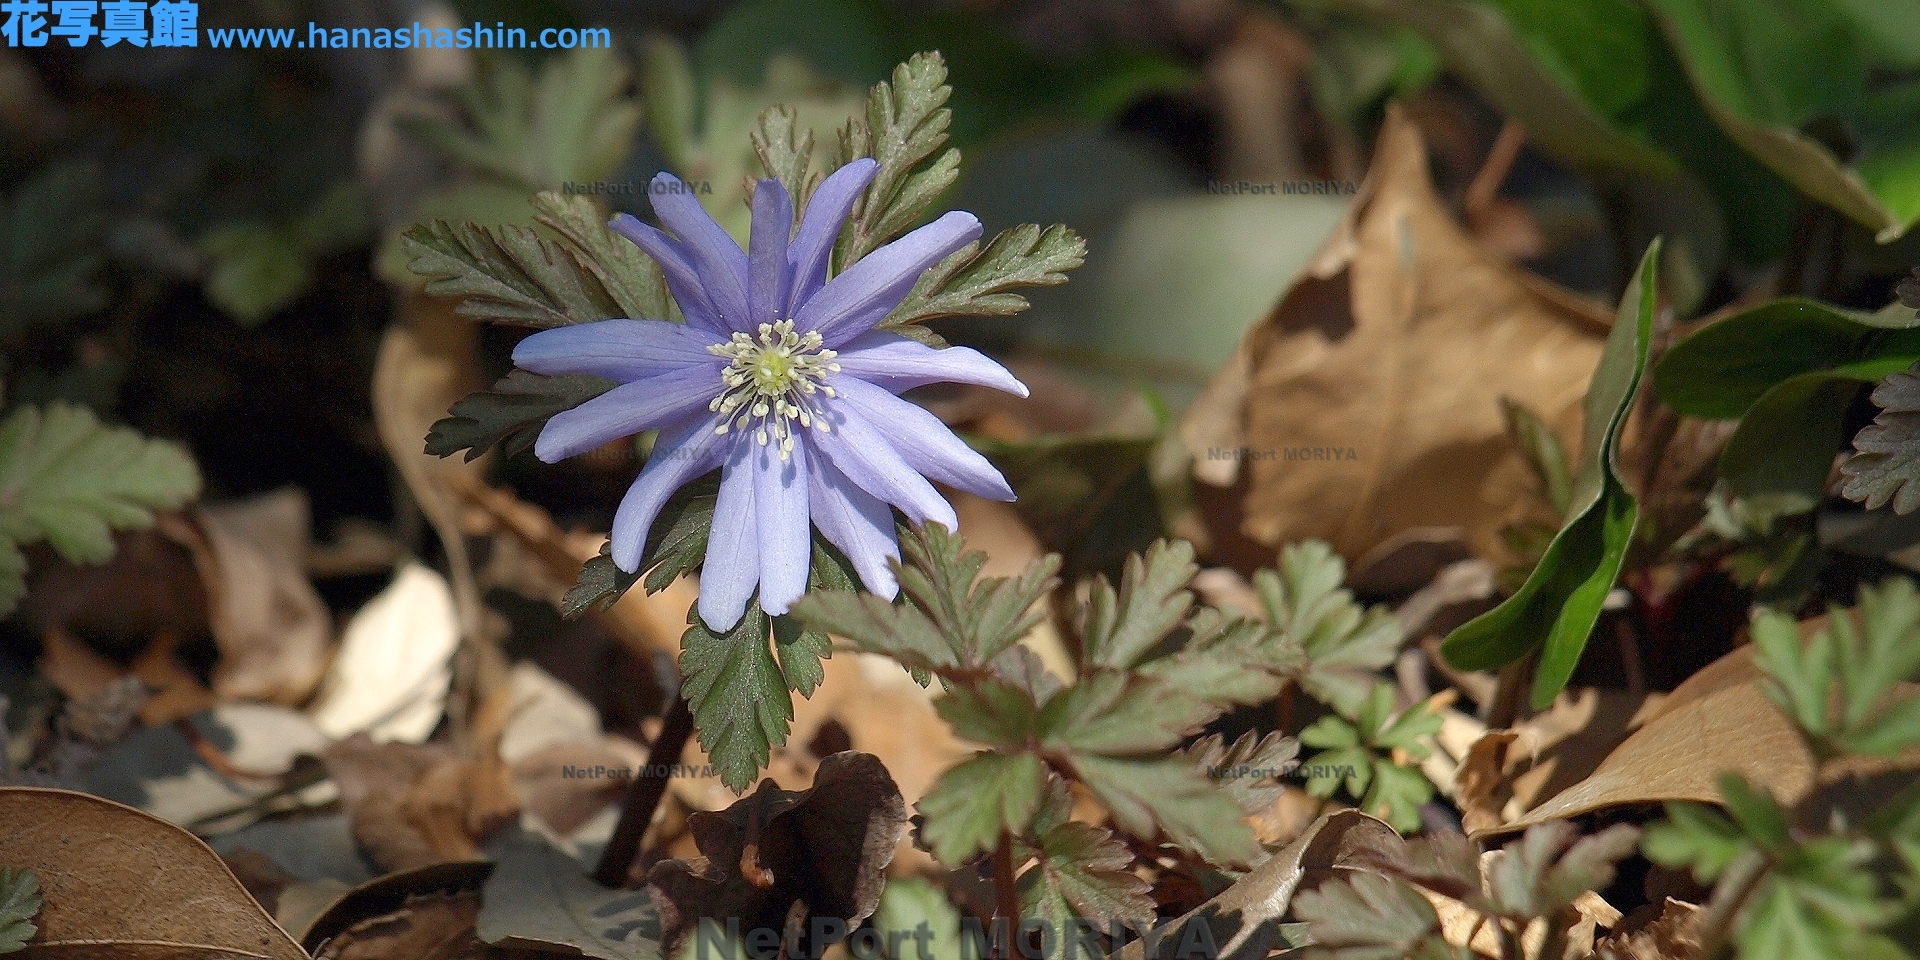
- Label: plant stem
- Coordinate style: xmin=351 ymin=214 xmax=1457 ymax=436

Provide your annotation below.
xmin=992 ymin=834 xmax=1020 ymax=959
xmin=593 ymin=693 xmax=696 ymax=887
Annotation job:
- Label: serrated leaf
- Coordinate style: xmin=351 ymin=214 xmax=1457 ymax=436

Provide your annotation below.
xmin=834 ymin=52 xmax=961 ymax=268
xmin=0 ymin=405 xmax=200 ymax=612
xmin=561 ymin=483 xmax=719 ymax=617
xmin=752 ymin=105 xmax=822 ymax=211
xmin=398 ymin=47 xmax=640 ymax=192
xmin=531 ymin=191 xmax=675 ymax=323
xmin=1290 ymin=870 xmax=1454 ymax=960
xmin=1299 ymin=687 xmax=1438 ymax=834
xmin=403 ymin=217 xmax=626 ymax=329
xmin=1643 ymin=802 xmax=1751 ymax=882
xmin=1018 ymin=820 xmax=1154 ymax=930
xmin=1257 ymin=541 xmax=1405 ymax=715
xmin=680 ymin=600 xmax=791 ymax=792
xmin=1181 ymin=731 xmax=1301 ymax=816
xmin=198 ymin=223 xmax=312 ymax=326
xmin=0 ymin=867 xmax=40 ymax=954
xmin=935 ymin=681 xmax=1045 ymax=748
xmin=916 ymin=752 xmax=1047 ymax=865
xmin=771 ymin=614 xmax=831 ymax=697
xmin=1753 ymin=578 xmax=1920 ymax=757
xmin=1041 ymin=671 xmax=1215 ymax=754
xmin=1069 ymin=754 xmax=1258 ymax=867
xmin=1081 ymin=539 xmax=1197 ymax=671
xmin=426 ymin=370 xmax=615 ymax=462
xmin=881 ymin=223 xmax=1087 ymax=329
xmin=1483 ymin=822 xmax=1640 ymax=920
xmin=1843 ymin=363 xmax=1920 ymax=514
xmin=1443 ymin=241 xmax=1659 ymax=708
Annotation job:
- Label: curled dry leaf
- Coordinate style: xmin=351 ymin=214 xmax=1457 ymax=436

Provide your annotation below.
xmin=307 ymin=562 xmax=459 ymax=744
xmin=157 ymin=489 xmax=332 ymax=707
xmin=1457 ymin=689 xmax=1653 ymax=834
xmin=1589 ymin=898 xmax=1703 ymax=960
xmin=0 ymin=786 xmax=308 ymax=959
xmin=648 ymin=752 xmax=908 ymax=955
xmin=1117 ymin=809 xmax=1399 ymax=960
xmin=321 ymin=734 xmax=519 ymax=873
xmin=1180 ymin=104 xmax=1611 ymax=566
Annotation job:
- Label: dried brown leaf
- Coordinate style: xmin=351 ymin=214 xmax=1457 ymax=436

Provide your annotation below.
xmin=1181 ymin=104 xmax=1612 ymax=565
xmin=0 ymin=786 xmax=308 ymax=959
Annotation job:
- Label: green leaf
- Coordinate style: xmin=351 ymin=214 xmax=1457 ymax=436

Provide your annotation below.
xmin=1842 ymin=364 xmax=1920 ymax=514
xmin=426 ymin=370 xmax=615 ymax=462
xmin=1753 ymin=578 xmax=1920 ymax=756
xmin=1069 ymin=754 xmax=1258 ymax=866
xmin=0 ymin=542 xmax=23 ymax=625
xmin=0 ymin=404 xmax=201 ymax=613
xmin=834 ymin=52 xmax=963 ymax=268
xmin=1257 ymin=540 xmax=1405 ymax=715
xmin=1718 ymin=372 xmax=1865 ymax=511
xmin=1017 ymin=820 xmax=1155 ymax=930
xmin=198 ymin=224 xmax=312 ymax=327
xmin=1643 ymin=0 xmax=1920 ymax=241
xmin=880 ymin=223 xmax=1087 ymax=331
xmin=1752 ymin=608 xmax=1835 ymax=737
xmin=641 ymin=35 xmax=698 ymax=166
xmin=1181 ymin=730 xmax=1301 ymax=816
xmin=0 ymin=867 xmax=41 ymax=954
xmin=1483 ymin=822 xmax=1641 ymax=920
xmin=1657 ymin=298 xmax=1920 ymax=420
xmin=402 ymin=216 xmax=630 ymax=329
xmin=1501 ymin=397 xmax=1574 ymax=516
xmin=916 ymin=752 xmax=1047 ymax=865
xmin=1442 ymin=241 xmax=1659 ymax=708
xmin=1080 ymin=539 xmax=1198 ymax=671
xmin=397 ymin=47 xmax=641 ymax=192
xmin=1304 ymin=0 xmax=1677 ymax=175
xmin=1643 ymin=801 xmax=1751 ymax=881
xmin=874 ymin=878 xmax=964 ymax=960
xmin=1291 ymin=870 xmax=1454 ymax=960
xmin=771 ymin=614 xmax=831 ymax=698
xmin=560 ymin=482 xmax=720 ymax=617
xmin=0 ymin=159 xmax=107 ymax=335
xmin=1299 ymin=686 xmax=1439 ymax=834
xmin=531 ymin=192 xmax=676 ymax=323
xmin=477 ymin=833 xmax=662 ymax=959
xmin=680 ymin=600 xmax=792 ymax=792
xmin=752 ymin=105 xmax=823 ymax=211
xmin=1041 ymin=671 xmax=1216 ymax=754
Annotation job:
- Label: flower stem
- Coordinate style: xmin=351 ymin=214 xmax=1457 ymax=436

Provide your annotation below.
xmin=593 ymin=693 xmax=696 ymax=887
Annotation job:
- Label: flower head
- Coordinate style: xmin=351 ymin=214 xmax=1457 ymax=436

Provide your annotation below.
xmin=513 ymin=160 xmax=1028 ymax=630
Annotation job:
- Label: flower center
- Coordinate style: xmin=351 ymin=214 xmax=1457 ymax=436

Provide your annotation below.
xmin=707 ymin=319 xmax=839 ymax=460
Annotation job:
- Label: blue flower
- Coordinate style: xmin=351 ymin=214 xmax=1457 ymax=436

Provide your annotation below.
xmin=513 ymin=160 xmax=1028 ymax=631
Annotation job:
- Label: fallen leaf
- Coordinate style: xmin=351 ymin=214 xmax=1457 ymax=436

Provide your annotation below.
xmin=1487 ymin=642 xmax=1920 ymax=838
xmin=1180 ymin=104 xmax=1611 ymax=567
xmin=1115 ymin=809 xmax=1398 ymax=960
xmin=299 ymin=860 xmax=492 ymax=954
xmin=648 ymin=752 xmax=907 ymax=955
xmin=157 ymin=493 xmax=332 ymax=707
xmin=1590 ymin=898 xmax=1703 ymax=960
xmin=319 ymin=734 xmax=516 ymax=872
xmin=307 ymin=562 xmax=459 ymax=743
xmin=0 ymin=786 xmax=308 ymax=958
xmin=476 ymin=833 xmax=661 ymax=959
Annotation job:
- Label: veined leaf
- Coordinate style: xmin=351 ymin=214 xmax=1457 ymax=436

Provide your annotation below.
xmin=1443 ymin=241 xmax=1659 ymax=708
xmin=402 ymin=216 xmax=628 ymax=329
xmin=680 ymin=599 xmax=792 ymax=792
xmin=1841 ymin=363 xmax=1920 ymax=514
xmin=834 ymin=52 xmax=962 ymax=268
xmin=0 ymin=867 xmax=39 ymax=954
xmin=916 ymin=752 xmax=1047 ymax=865
xmin=881 ymin=223 xmax=1087 ymax=334
xmin=425 ymin=370 xmax=615 ymax=462
xmin=0 ymin=404 xmax=201 ymax=618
